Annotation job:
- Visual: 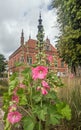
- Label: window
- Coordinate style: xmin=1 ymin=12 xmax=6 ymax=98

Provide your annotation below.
xmin=61 ymin=61 xmax=64 ymax=67
xmin=46 ymin=60 xmax=50 ymax=66
xmin=45 ymin=45 xmax=51 ymax=51
xmin=27 ymin=57 xmax=32 ymax=65
xmin=54 ymin=61 xmax=58 ymax=67
xmin=20 ymin=56 xmax=24 ymax=62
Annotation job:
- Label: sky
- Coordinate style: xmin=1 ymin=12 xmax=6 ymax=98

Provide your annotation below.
xmin=0 ymin=0 xmax=59 ymax=59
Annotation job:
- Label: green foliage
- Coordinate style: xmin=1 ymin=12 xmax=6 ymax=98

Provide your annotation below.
xmin=56 ymin=102 xmax=71 ymax=120
xmin=3 ymin=66 xmax=71 ymax=130
xmin=51 ymin=0 xmax=81 ymax=71
xmin=0 ymin=79 xmax=8 ymax=96
xmin=0 ymin=54 xmax=7 ymax=77
xmin=23 ymin=116 xmax=35 ymax=130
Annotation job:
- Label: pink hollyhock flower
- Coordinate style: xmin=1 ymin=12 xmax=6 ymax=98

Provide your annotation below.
xmin=41 ymin=88 xmax=48 ymax=95
xmin=32 ymin=66 xmax=48 ymax=80
xmin=7 ymin=111 xmax=22 ymax=124
xmin=47 ymin=55 xmax=53 ymax=62
xmin=12 ymin=95 xmax=19 ymax=103
xmin=13 ymin=87 xmax=18 ymax=95
xmin=37 ymin=86 xmax=41 ymax=91
xmin=42 ymin=80 xmax=50 ymax=90
xmin=9 ymin=104 xmax=17 ymax=112
xmin=42 ymin=80 xmax=48 ymax=87
xmin=19 ymin=83 xmax=26 ymax=89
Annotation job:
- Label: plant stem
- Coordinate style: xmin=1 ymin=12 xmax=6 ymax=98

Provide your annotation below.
xmin=39 ymin=120 xmax=41 ymax=130
xmin=20 ymin=106 xmax=32 ymax=117
xmin=45 ymin=116 xmax=49 ymax=130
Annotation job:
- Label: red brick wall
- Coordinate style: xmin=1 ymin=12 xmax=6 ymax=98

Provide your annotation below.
xmin=8 ymin=39 xmax=68 ymax=75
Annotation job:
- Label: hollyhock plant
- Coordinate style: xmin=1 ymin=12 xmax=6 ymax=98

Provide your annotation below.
xmin=7 ymin=111 xmax=22 ymax=124
xmin=32 ymin=66 xmax=48 ymax=80
xmin=3 ymin=39 xmax=71 ymax=130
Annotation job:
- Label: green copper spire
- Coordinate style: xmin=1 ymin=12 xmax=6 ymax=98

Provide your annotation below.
xmin=36 ymin=13 xmax=46 ymax=65
xmin=37 ymin=12 xmax=44 ymax=44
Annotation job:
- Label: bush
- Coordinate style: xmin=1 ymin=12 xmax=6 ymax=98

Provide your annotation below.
xmin=0 ymin=79 xmax=8 ymax=96
xmin=0 ymin=79 xmax=8 ymax=86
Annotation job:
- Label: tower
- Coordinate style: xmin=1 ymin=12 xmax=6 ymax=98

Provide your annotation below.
xmin=20 ymin=29 xmax=24 ymax=46
xmin=37 ymin=13 xmax=44 ymax=44
xmin=36 ymin=13 xmax=45 ymax=64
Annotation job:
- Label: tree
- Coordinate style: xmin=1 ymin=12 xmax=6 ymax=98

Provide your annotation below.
xmin=0 ymin=54 xmax=7 ymax=77
xmin=51 ymin=0 xmax=81 ymax=74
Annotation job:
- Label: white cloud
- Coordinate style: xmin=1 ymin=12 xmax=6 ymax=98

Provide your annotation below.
xmin=0 ymin=0 xmax=59 ymax=59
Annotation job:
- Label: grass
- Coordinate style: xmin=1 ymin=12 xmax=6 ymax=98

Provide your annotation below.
xmin=57 ymin=76 xmax=81 ymax=130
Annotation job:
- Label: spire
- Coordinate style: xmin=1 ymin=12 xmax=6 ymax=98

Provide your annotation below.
xmin=46 ymin=36 xmax=50 ymax=43
xmin=29 ymin=34 xmax=31 ymax=40
xmin=20 ymin=29 xmax=24 ymax=45
xmin=37 ymin=12 xmax=44 ymax=44
xmin=38 ymin=12 xmax=42 ymax=32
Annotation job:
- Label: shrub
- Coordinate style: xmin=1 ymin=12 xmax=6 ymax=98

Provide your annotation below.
xmin=0 ymin=79 xmax=8 ymax=96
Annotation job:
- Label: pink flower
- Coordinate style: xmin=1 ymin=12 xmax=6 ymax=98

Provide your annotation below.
xmin=41 ymin=88 xmax=48 ymax=95
xmin=69 ymin=73 xmax=74 ymax=78
xmin=19 ymin=83 xmax=26 ymax=89
xmin=9 ymin=104 xmax=17 ymax=112
xmin=42 ymin=80 xmax=48 ymax=87
xmin=32 ymin=66 xmax=48 ymax=80
xmin=12 ymin=95 xmax=19 ymax=103
xmin=37 ymin=86 xmax=41 ymax=91
xmin=7 ymin=111 xmax=22 ymax=124
xmin=47 ymin=55 xmax=53 ymax=62
xmin=13 ymin=87 xmax=18 ymax=95
xmin=42 ymin=80 xmax=50 ymax=90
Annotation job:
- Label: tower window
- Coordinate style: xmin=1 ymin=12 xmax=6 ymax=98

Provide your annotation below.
xmin=46 ymin=45 xmax=50 ymax=50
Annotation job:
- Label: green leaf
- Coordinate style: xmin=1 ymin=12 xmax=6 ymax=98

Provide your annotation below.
xmin=61 ymin=104 xmax=71 ymax=120
xmin=23 ymin=116 xmax=35 ymax=130
xmin=49 ymin=114 xmax=61 ymax=125
xmin=56 ymin=102 xmax=71 ymax=120
xmin=38 ymin=109 xmax=46 ymax=121
xmin=4 ymin=119 xmax=11 ymax=130
xmin=19 ymin=94 xmax=27 ymax=105
xmin=32 ymin=94 xmax=42 ymax=103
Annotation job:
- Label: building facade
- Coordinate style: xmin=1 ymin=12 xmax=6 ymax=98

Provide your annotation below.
xmin=8 ymin=15 xmax=68 ymax=76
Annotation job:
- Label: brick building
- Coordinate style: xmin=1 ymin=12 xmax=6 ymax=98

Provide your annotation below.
xmin=8 ymin=14 xmax=68 ymax=76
